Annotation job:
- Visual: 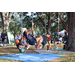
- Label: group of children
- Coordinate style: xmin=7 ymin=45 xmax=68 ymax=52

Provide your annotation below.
xmin=15 ymin=23 xmax=46 ymax=52
xmin=15 ymin=23 xmax=51 ymax=52
xmin=15 ymin=22 xmax=68 ymax=53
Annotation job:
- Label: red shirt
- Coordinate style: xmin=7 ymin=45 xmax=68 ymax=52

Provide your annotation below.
xmin=48 ymin=36 xmax=50 ymax=41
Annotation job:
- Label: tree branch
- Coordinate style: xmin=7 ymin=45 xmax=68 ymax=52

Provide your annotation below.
xmin=1 ymin=12 xmax=5 ymax=20
xmin=7 ymin=12 xmax=9 ymax=17
xmin=36 ymin=12 xmax=45 ymax=27
xmin=8 ymin=12 xmax=13 ymax=22
xmin=0 ymin=12 xmax=4 ymax=26
xmin=51 ymin=13 xmax=56 ymax=20
xmin=8 ymin=12 xmax=13 ymax=18
xmin=45 ymin=12 xmax=48 ymax=17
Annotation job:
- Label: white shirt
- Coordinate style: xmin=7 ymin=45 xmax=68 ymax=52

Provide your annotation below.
xmin=59 ymin=37 xmax=62 ymax=42
xmin=18 ymin=35 xmax=22 ymax=40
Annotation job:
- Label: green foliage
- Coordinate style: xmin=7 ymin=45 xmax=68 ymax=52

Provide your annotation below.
xmin=0 ymin=12 xmax=68 ymax=37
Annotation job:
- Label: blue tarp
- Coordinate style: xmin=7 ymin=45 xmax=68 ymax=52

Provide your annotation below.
xmin=0 ymin=53 xmax=64 ymax=62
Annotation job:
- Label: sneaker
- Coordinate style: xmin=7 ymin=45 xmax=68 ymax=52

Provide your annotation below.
xmin=52 ymin=48 xmax=54 ymax=50
xmin=35 ymin=44 xmax=37 ymax=48
xmin=55 ymin=47 xmax=58 ymax=50
xmin=39 ymin=45 xmax=42 ymax=49
xmin=26 ymin=45 xmax=30 ymax=50
xmin=36 ymin=46 xmax=39 ymax=49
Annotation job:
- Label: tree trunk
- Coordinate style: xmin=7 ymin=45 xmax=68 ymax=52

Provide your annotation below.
xmin=0 ymin=12 xmax=13 ymax=32
xmin=67 ymin=12 xmax=75 ymax=51
xmin=3 ymin=19 xmax=10 ymax=32
xmin=46 ymin=12 xmax=51 ymax=35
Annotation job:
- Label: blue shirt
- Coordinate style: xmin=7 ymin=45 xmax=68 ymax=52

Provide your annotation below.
xmin=1 ymin=34 xmax=4 ymax=38
xmin=24 ymin=32 xmax=32 ymax=40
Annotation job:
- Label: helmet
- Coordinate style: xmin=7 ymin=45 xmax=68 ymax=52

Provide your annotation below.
xmin=15 ymin=39 xmax=19 ymax=44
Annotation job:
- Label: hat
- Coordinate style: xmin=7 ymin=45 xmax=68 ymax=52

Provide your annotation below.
xmin=22 ymin=28 xmax=26 ymax=33
xmin=65 ymin=31 xmax=67 ymax=33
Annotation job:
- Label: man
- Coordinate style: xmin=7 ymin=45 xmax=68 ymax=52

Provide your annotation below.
xmin=63 ymin=31 xmax=68 ymax=49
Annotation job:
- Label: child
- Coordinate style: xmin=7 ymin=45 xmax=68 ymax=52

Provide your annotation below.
xmin=46 ymin=34 xmax=51 ymax=50
xmin=22 ymin=23 xmax=43 ymax=49
xmin=42 ymin=36 xmax=49 ymax=49
xmin=22 ymin=34 xmax=30 ymax=50
xmin=15 ymin=39 xmax=27 ymax=53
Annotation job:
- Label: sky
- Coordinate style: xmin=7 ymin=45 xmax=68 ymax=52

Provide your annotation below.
xmin=27 ymin=12 xmax=37 ymax=17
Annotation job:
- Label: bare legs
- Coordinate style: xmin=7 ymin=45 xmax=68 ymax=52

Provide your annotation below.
xmin=36 ymin=36 xmax=43 ymax=47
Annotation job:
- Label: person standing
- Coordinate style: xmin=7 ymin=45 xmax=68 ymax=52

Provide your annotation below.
xmin=42 ymin=36 xmax=49 ymax=49
xmin=17 ymin=33 xmax=22 ymax=40
xmin=46 ymin=34 xmax=51 ymax=49
xmin=4 ymin=32 xmax=7 ymax=44
xmin=63 ymin=31 xmax=68 ymax=49
xmin=1 ymin=33 xmax=5 ymax=45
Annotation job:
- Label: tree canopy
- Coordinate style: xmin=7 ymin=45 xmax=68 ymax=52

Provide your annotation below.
xmin=0 ymin=12 xmax=67 ymax=37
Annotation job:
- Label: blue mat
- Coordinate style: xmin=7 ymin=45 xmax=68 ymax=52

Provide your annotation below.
xmin=0 ymin=53 xmax=64 ymax=62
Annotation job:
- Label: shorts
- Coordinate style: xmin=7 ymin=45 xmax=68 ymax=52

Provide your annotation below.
xmin=29 ymin=38 xmax=36 ymax=45
xmin=42 ymin=42 xmax=46 ymax=46
xmin=2 ymin=38 xmax=4 ymax=42
xmin=49 ymin=41 xmax=50 ymax=43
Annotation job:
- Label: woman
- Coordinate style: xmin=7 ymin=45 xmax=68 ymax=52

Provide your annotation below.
xmin=22 ymin=23 xmax=43 ymax=49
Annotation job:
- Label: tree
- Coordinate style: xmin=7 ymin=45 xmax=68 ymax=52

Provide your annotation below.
xmin=50 ymin=12 xmax=68 ymax=33
xmin=0 ymin=12 xmax=13 ymax=32
xmin=67 ymin=12 xmax=75 ymax=51
xmin=61 ymin=12 xmax=68 ymax=31
xmin=36 ymin=12 xmax=57 ymax=35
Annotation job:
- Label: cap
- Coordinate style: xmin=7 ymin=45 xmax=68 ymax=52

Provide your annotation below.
xmin=22 ymin=28 xmax=26 ymax=33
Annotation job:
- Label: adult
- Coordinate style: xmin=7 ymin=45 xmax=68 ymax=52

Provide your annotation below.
xmin=1 ymin=33 xmax=5 ymax=44
xmin=4 ymin=32 xmax=7 ymax=44
xmin=58 ymin=35 xmax=63 ymax=43
xmin=63 ymin=31 xmax=68 ymax=49
xmin=22 ymin=23 xmax=43 ymax=49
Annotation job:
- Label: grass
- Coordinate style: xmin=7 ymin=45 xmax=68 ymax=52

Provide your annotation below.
xmin=49 ymin=52 xmax=75 ymax=62
xmin=0 ymin=45 xmax=38 ymax=62
xmin=0 ymin=43 xmax=75 ymax=62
